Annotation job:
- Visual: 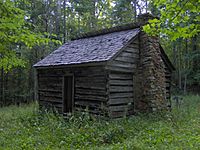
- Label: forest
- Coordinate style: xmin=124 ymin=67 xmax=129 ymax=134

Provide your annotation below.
xmin=0 ymin=0 xmax=200 ymax=105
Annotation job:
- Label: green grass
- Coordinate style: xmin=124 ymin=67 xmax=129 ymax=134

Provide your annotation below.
xmin=0 ymin=95 xmax=199 ymax=150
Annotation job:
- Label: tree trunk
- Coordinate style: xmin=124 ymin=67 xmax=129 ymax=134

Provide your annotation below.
xmin=133 ymin=0 xmax=137 ymax=21
xmin=63 ymin=0 xmax=66 ymax=43
xmin=192 ymin=36 xmax=198 ymax=71
xmin=55 ymin=0 xmax=61 ymax=40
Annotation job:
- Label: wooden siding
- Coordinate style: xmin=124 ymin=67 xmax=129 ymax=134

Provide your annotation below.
xmin=106 ymin=38 xmax=139 ymax=73
xmin=37 ymin=69 xmax=63 ymax=113
xmin=37 ymin=66 xmax=107 ymax=115
xmin=106 ymin=39 xmax=140 ymax=118
xmin=74 ymin=67 xmax=107 ymax=115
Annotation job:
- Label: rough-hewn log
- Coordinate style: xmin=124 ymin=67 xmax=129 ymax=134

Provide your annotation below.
xmin=76 ymin=88 xmax=106 ymax=96
xmin=110 ymin=92 xmax=133 ymax=99
xmin=108 ymin=97 xmax=133 ymax=105
xmin=109 ymin=79 xmax=133 ymax=85
xmin=75 ymin=96 xmax=106 ymax=102
xmin=110 ymin=85 xmax=133 ymax=92
xmin=109 ymin=73 xmax=133 ymax=80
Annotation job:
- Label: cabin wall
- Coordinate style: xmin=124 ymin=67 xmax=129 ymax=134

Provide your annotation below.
xmin=74 ymin=66 xmax=107 ymax=115
xmin=37 ymin=66 xmax=107 ymax=114
xmin=37 ymin=69 xmax=63 ymax=113
xmin=106 ymin=38 xmax=140 ymax=118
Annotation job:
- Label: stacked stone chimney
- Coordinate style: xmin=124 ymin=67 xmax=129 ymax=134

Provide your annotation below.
xmin=134 ymin=13 xmax=167 ymax=112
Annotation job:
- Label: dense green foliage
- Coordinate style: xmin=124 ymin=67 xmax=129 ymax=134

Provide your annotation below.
xmin=0 ymin=0 xmax=59 ymax=71
xmin=144 ymin=0 xmax=200 ymax=40
xmin=0 ymin=95 xmax=199 ymax=149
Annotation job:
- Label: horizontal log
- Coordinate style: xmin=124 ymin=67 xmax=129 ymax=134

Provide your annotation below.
xmin=38 ymin=89 xmax=62 ymax=93
xmin=39 ymin=95 xmax=62 ymax=102
xmin=124 ymin=46 xmax=139 ymax=52
xmin=38 ymin=91 xmax=62 ymax=98
xmin=109 ymin=79 xmax=133 ymax=86
xmin=110 ymin=60 xmax=136 ymax=67
xmin=108 ymin=97 xmax=133 ymax=105
xmin=38 ymin=74 xmax=62 ymax=78
xmin=115 ymin=56 xmax=138 ymax=64
xmin=119 ymin=51 xmax=136 ymax=57
xmin=110 ymin=86 xmax=133 ymax=92
xmin=38 ymin=77 xmax=62 ymax=84
xmin=109 ymin=104 xmax=133 ymax=112
xmin=109 ymin=73 xmax=133 ymax=80
xmin=127 ymin=44 xmax=139 ymax=49
xmin=75 ymin=88 xmax=106 ymax=96
xmin=77 ymin=78 xmax=105 ymax=84
xmin=75 ymin=84 xmax=106 ymax=90
xmin=75 ymin=70 xmax=105 ymax=77
xmin=39 ymin=84 xmax=62 ymax=91
xmin=110 ymin=92 xmax=133 ymax=99
xmin=75 ymin=95 xmax=107 ymax=102
xmin=106 ymin=66 xmax=135 ymax=73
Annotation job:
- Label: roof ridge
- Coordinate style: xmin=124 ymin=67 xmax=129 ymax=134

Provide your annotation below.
xmin=72 ymin=22 xmax=144 ymax=40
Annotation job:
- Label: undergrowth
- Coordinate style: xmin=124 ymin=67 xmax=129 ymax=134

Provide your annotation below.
xmin=0 ymin=95 xmax=199 ymax=150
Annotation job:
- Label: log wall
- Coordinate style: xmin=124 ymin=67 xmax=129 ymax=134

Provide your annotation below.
xmin=106 ymin=38 xmax=140 ymax=118
xmin=37 ymin=66 xmax=107 ymax=115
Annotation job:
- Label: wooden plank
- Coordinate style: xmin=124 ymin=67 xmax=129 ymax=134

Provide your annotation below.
xmin=115 ymin=56 xmax=138 ymax=63
xmin=39 ymin=95 xmax=62 ymax=101
xmin=38 ymin=91 xmax=62 ymax=98
xmin=106 ymin=66 xmax=135 ymax=73
xmin=76 ymin=88 xmax=106 ymax=96
xmin=75 ymin=95 xmax=107 ymax=101
xmin=38 ymin=89 xmax=62 ymax=93
xmin=110 ymin=92 xmax=133 ymax=98
xmin=109 ymin=60 xmax=137 ymax=69
xmin=110 ymin=86 xmax=133 ymax=92
xmin=75 ymin=68 xmax=105 ymax=77
xmin=75 ymin=84 xmax=106 ymax=90
xmin=109 ymin=79 xmax=133 ymax=86
xmin=119 ymin=51 xmax=135 ymax=57
xmin=108 ymin=97 xmax=133 ymax=105
xmin=76 ymin=78 xmax=106 ymax=84
xmin=109 ymin=73 xmax=132 ymax=80
xmin=123 ymin=47 xmax=139 ymax=53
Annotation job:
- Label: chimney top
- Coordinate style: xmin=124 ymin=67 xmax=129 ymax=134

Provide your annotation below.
xmin=137 ymin=13 xmax=159 ymax=24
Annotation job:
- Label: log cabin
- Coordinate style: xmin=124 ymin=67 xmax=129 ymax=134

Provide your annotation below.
xmin=33 ymin=13 xmax=175 ymax=118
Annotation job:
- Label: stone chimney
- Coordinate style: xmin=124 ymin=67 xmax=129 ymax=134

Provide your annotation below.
xmin=137 ymin=13 xmax=159 ymax=25
xmin=134 ymin=13 xmax=167 ymax=113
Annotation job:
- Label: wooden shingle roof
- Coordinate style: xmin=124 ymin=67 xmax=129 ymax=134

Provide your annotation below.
xmin=34 ymin=27 xmax=140 ymax=68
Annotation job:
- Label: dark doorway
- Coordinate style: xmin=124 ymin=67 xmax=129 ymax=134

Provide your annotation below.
xmin=63 ymin=75 xmax=74 ymax=113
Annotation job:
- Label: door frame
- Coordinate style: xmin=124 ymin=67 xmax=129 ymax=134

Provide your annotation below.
xmin=62 ymin=74 xmax=74 ymax=114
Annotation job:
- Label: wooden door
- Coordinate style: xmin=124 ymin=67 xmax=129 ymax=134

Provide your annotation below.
xmin=63 ymin=75 xmax=74 ymax=113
